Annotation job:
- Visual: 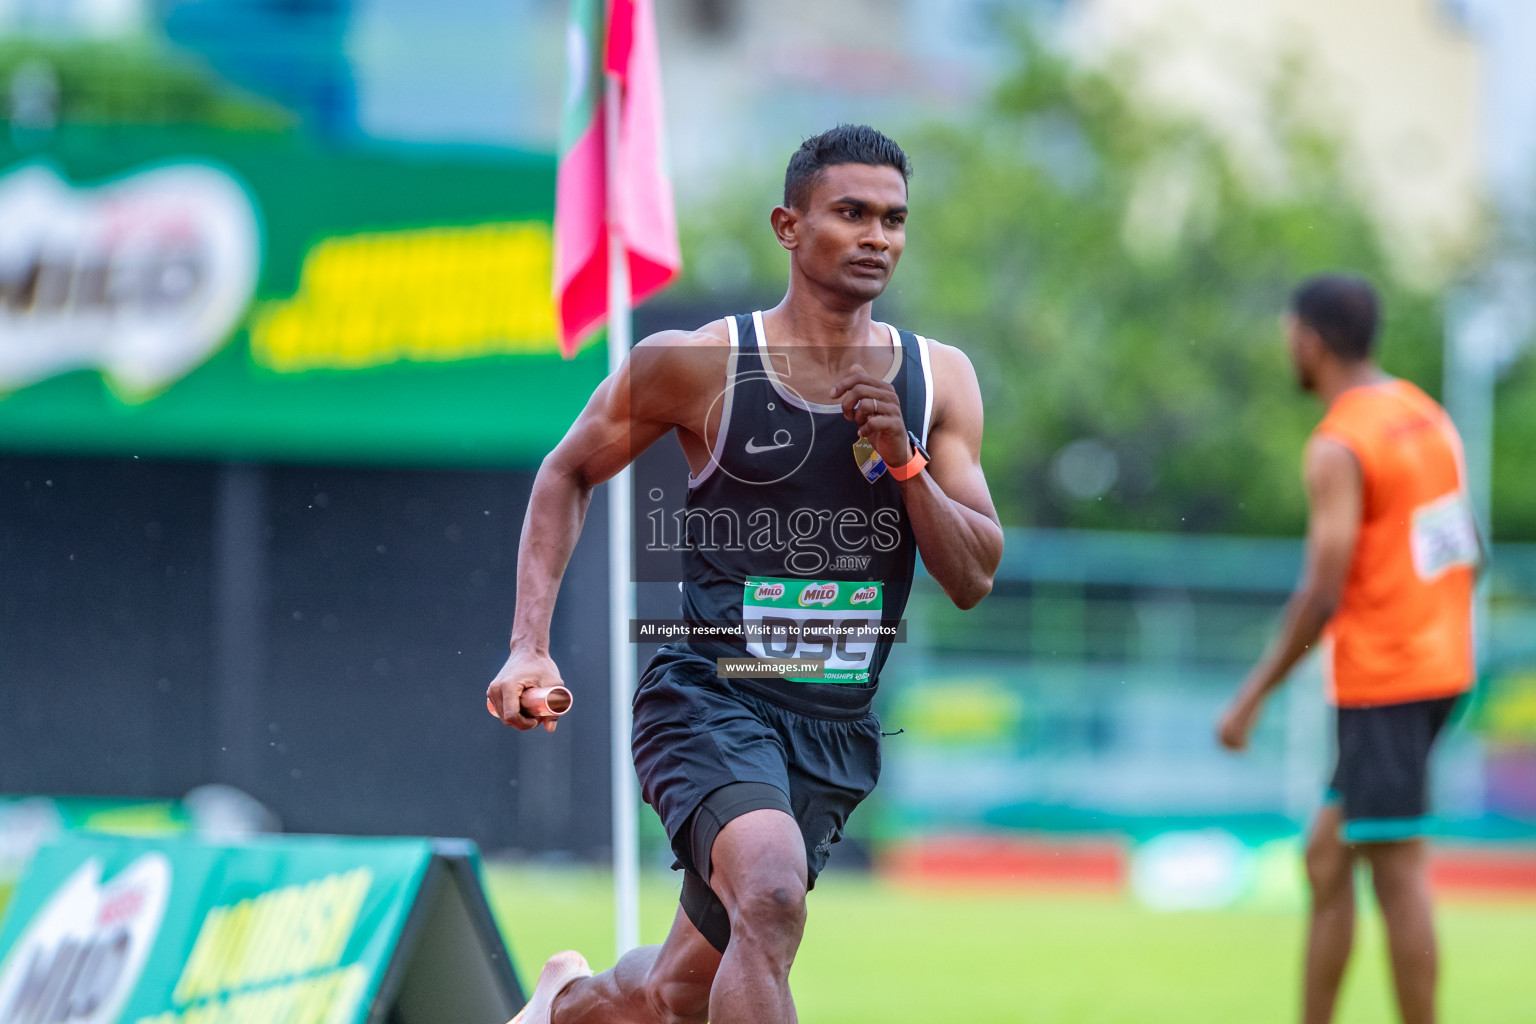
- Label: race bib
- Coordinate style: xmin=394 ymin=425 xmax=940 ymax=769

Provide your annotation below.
xmin=1410 ymin=490 xmax=1479 ymax=580
xmin=743 ymin=577 xmax=883 ymax=683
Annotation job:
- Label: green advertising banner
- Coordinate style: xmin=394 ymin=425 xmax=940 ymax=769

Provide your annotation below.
xmin=0 ymin=127 xmax=605 ymax=466
xmin=0 ymin=833 xmax=522 ymax=1024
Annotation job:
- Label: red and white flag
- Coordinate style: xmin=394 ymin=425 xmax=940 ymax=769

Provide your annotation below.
xmin=553 ymin=0 xmax=681 ymax=357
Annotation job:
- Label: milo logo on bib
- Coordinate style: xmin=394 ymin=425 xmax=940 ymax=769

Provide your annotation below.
xmin=744 ymin=577 xmax=884 ymax=683
xmin=799 ymin=583 xmax=838 ymax=607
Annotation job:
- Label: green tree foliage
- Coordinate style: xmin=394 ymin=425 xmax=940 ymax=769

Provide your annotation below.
xmin=679 ymin=30 xmax=1448 ymax=536
xmin=0 ymin=38 xmax=293 ymax=130
xmin=1493 ymin=361 xmax=1536 ymax=539
xmin=901 ymin=33 xmax=1449 ymax=535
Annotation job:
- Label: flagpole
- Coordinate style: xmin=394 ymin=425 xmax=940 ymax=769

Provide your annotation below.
xmin=604 ymin=66 xmax=642 ymax=959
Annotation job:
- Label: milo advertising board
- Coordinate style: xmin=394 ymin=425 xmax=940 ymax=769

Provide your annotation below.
xmin=0 ymin=127 xmax=605 ymax=466
xmin=0 ymin=834 xmax=521 ymax=1024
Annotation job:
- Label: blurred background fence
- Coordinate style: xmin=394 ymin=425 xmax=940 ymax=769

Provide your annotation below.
xmin=875 ymin=531 xmax=1536 ymax=850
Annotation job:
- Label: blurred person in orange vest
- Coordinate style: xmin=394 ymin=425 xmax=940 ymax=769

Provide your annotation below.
xmin=1218 ymin=273 xmax=1480 ymax=1024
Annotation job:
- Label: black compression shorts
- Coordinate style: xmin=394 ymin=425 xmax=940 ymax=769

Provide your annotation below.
xmin=632 ymin=644 xmax=882 ymax=952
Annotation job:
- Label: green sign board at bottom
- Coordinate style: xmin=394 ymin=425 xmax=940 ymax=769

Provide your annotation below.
xmin=0 ymin=834 xmax=522 ymax=1024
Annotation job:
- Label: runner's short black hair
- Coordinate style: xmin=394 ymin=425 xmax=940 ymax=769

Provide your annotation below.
xmin=1291 ymin=273 xmax=1380 ymax=362
xmin=783 ymin=124 xmax=912 ymax=211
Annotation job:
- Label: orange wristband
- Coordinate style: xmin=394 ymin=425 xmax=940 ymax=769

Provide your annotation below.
xmin=889 ymin=448 xmax=928 ymax=481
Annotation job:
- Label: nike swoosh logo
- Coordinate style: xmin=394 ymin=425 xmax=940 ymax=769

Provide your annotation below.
xmin=744 ymin=437 xmax=793 ymax=454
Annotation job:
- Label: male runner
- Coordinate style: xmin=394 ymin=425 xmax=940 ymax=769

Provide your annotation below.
xmin=487 ymin=124 xmax=1002 ymax=1024
xmin=1217 ymin=274 xmax=1478 ymax=1024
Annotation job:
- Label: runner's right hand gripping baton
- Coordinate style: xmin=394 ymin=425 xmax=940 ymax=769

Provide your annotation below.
xmin=486 ymin=685 xmax=574 ymax=722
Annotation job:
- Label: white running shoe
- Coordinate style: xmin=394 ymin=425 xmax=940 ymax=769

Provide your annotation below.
xmin=507 ymin=950 xmax=593 ymax=1024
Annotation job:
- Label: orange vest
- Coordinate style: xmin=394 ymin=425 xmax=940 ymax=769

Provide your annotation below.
xmin=1313 ymin=380 xmax=1476 ymax=707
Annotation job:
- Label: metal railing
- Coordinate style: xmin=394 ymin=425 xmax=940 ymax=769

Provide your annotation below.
xmin=877 ymin=528 xmax=1536 ymax=842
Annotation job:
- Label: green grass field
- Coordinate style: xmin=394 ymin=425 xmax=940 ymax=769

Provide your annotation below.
xmin=485 ymin=867 xmax=1535 ymax=1024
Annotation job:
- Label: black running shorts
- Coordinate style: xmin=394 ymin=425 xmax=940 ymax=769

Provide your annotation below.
xmin=1327 ymin=694 xmax=1460 ymax=844
xmin=631 ymin=644 xmax=882 ymax=952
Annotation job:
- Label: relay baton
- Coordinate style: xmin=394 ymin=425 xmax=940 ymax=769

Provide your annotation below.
xmin=486 ymin=685 xmax=573 ymax=721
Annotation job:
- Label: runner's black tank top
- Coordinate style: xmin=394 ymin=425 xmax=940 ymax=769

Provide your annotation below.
xmin=679 ymin=311 xmax=934 ymax=713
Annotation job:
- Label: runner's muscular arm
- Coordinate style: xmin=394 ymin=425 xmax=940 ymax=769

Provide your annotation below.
xmin=897 ymin=344 xmax=1002 ymax=608
xmin=1217 ymin=438 xmax=1361 ymax=751
xmin=487 ymin=332 xmax=709 ymax=731
xmin=833 ymin=343 xmax=1002 ymax=610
